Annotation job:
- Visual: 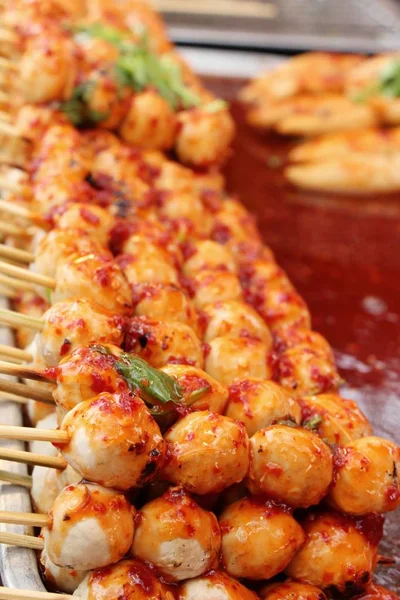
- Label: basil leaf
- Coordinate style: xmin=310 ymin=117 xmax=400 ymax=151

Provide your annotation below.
xmin=187 ymin=385 xmax=211 ymax=405
xmin=276 ymin=418 xmax=298 ymax=428
xmin=115 ymin=353 xmax=184 ymax=406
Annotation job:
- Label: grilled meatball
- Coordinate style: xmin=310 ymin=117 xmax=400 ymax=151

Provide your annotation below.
xmin=225 ymin=378 xmax=301 ymax=436
xmin=59 ymin=391 xmax=165 ymax=490
xmin=219 ymin=497 xmax=305 ymax=580
xmin=162 ymin=411 xmax=249 ymax=494
xmin=132 ymin=486 xmax=220 ymax=581
xmin=247 ymin=425 xmax=333 ymax=507
xmin=285 ymin=512 xmax=382 ymax=592
xmin=178 ymin=570 xmax=259 ymax=600
xmin=260 ymin=581 xmax=327 ymax=600
xmin=328 ymin=437 xmax=400 ymax=515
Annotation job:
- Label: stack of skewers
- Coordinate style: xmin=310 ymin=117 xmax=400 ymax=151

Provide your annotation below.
xmin=0 ymin=2 xmax=398 ymax=599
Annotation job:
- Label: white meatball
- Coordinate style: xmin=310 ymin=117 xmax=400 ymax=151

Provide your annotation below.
xmin=73 ymin=559 xmax=169 ymax=600
xmin=247 ymin=425 xmax=333 ymax=508
xmin=220 ymin=497 xmax=305 ymax=580
xmin=31 ymin=466 xmax=65 ymax=515
xmin=162 ymin=411 xmax=249 ymax=495
xmin=328 ymin=437 xmax=400 ymax=515
xmin=30 ymin=412 xmax=58 ymax=456
xmin=38 ymin=299 xmax=125 ymax=366
xmin=55 ymin=204 xmax=112 ymax=247
xmin=132 ymin=487 xmax=220 ymax=581
xmin=44 ymin=483 xmax=135 ymax=570
xmin=59 ymin=392 xmax=166 ymax=490
xmin=30 ymin=229 xmax=104 ymax=281
xmin=225 ymin=379 xmax=301 ymax=437
xmin=24 ymin=338 xmax=56 ymax=425
xmin=119 ymin=90 xmax=177 ymax=150
xmin=175 ymin=106 xmax=235 ymax=167
xmin=205 ymin=335 xmax=273 ymax=386
xmin=41 ymin=550 xmax=88 ymax=594
xmin=203 ymin=300 xmax=272 ymax=345
xmin=160 ymin=364 xmax=229 ymax=414
xmin=179 ymin=570 xmax=259 ymax=600
xmin=52 ymin=253 xmax=132 ymax=316
xmin=182 ymin=240 xmax=237 ymax=276
xmin=125 ymin=317 xmax=204 ymax=369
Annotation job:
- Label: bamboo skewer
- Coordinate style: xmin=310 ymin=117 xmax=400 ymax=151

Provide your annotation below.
xmin=0 ymin=28 xmax=19 ymax=43
xmin=0 ymin=532 xmax=44 ymax=551
xmin=0 ymin=308 xmax=43 ymax=330
xmin=0 ymin=200 xmax=45 ymax=226
xmin=0 ymin=262 xmax=55 ymax=290
xmin=0 ymin=111 xmax=11 ymax=122
xmin=0 ymin=244 xmax=32 ymax=263
xmin=0 ymin=121 xmax=19 ymax=138
xmin=0 ymin=510 xmax=48 ymax=528
xmin=0 ymin=361 xmax=53 ymax=384
xmin=0 ymin=379 xmax=54 ymax=404
xmin=0 ymin=586 xmax=73 ymax=600
xmin=0 ymin=222 xmax=30 ymax=237
xmin=0 ymin=346 xmax=32 ymax=362
xmin=0 ymin=391 xmax=29 ymax=404
xmin=152 ymin=0 xmax=277 ymax=18
xmin=0 ymin=448 xmax=65 ymax=470
xmin=0 ymin=426 xmax=69 ymax=444
xmin=0 ymin=284 xmax=16 ymax=299
xmin=0 ymin=273 xmax=36 ymax=292
xmin=0 ymin=469 xmax=32 ymax=487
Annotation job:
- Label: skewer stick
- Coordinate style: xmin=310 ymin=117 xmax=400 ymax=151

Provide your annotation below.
xmin=0 ymin=426 xmax=69 ymax=444
xmin=0 ymin=532 xmax=44 ymax=550
xmin=0 ymin=308 xmax=43 ymax=330
xmin=0 ymin=262 xmax=55 ymax=290
xmin=0 ymin=448 xmax=65 ymax=470
xmin=0 ymin=284 xmax=16 ymax=299
xmin=0 ymin=379 xmax=54 ymax=404
xmin=0 ymin=58 xmax=18 ymax=72
xmin=0 ymin=244 xmax=33 ymax=264
xmin=0 ymin=222 xmax=30 ymax=237
xmin=0 ymin=273 xmax=36 ymax=292
xmin=0 ymin=111 xmax=11 ymax=122
xmin=0 ymin=346 xmax=32 ymax=362
xmin=0 ymin=469 xmax=32 ymax=487
xmin=0 ymin=28 xmax=19 ymax=43
xmin=0 ymin=361 xmax=52 ymax=383
xmin=0 ymin=586 xmax=73 ymax=600
xmin=0 ymin=244 xmax=32 ymax=264
xmin=0 ymin=200 xmax=45 ymax=226
xmin=0 ymin=391 xmax=29 ymax=404
xmin=0 ymin=511 xmax=48 ymax=528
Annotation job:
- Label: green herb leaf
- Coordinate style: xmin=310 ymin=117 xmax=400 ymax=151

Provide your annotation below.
xmin=73 ymin=23 xmax=128 ymax=46
xmin=303 ymin=414 xmax=323 ymax=432
xmin=276 ymin=418 xmax=298 ymax=428
xmin=380 ymin=60 xmax=400 ymax=98
xmin=115 ymin=353 xmax=184 ymax=406
xmin=59 ymin=81 xmax=109 ymax=126
xmin=187 ymin=385 xmax=211 ymax=404
xmin=44 ymin=287 xmax=52 ymax=304
xmin=203 ymin=99 xmax=228 ymax=113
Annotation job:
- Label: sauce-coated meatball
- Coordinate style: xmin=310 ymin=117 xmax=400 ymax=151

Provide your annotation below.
xmin=277 ymin=346 xmax=341 ymax=396
xmin=299 ymin=393 xmax=372 ymax=445
xmin=183 ymin=240 xmax=237 ymax=276
xmin=205 ymin=335 xmax=272 ymax=386
xmin=41 ymin=550 xmax=87 ymax=594
xmin=162 ymin=411 xmax=249 ymax=494
xmin=55 ymin=204 xmax=112 ymax=247
xmin=73 ymin=559 xmax=171 ymax=600
xmin=328 ymin=437 xmax=400 ymax=515
xmin=191 ymin=270 xmax=243 ymax=310
xmin=132 ymin=486 xmax=220 ymax=581
xmin=220 ymin=497 xmax=305 ymax=580
xmin=52 ymin=345 xmax=128 ymax=413
xmin=38 ymin=299 xmax=125 ymax=367
xmin=117 ymin=237 xmax=179 ymax=286
xmin=260 ymin=581 xmax=327 ymax=600
xmin=44 ymin=483 xmax=135 ymax=570
xmin=160 ymin=364 xmax=229 ymax=414
xmin=247 ymin=425 xmax=333 ymax=507
xmin=286 ymin=512 xmax=382 ymax=592
xmin=133 ymin=284 xmax=199 ymax=332
xmin=125 ymin=317 xmax=204 ymax=369
xmin=202 ymin=300 xmax=272 ymax=345
xmin=179 ymin=570 xmax=258 ymax=600
xmin=59 ymin=392 xmax=165 ymax=490
xmin=353 ymin=584 xmax=400 ymax=600
xmin=225 ymin=379 xmax=301 ymax=436
xmin=53 ymin=253 xmax=132 ymax=316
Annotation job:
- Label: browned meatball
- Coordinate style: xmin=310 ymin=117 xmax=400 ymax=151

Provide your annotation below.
xmin=260 ymin=581 xmax=327 ymax=600
xmin=286 ymin=512 xmax=382 ymax=593
xmin=246 ymin=425 xmax=333 ymax=507
xmin=219 ymin=497 xmax=305 ymax=580
xmin=162 ymin=411 xmax=249 ymax=494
